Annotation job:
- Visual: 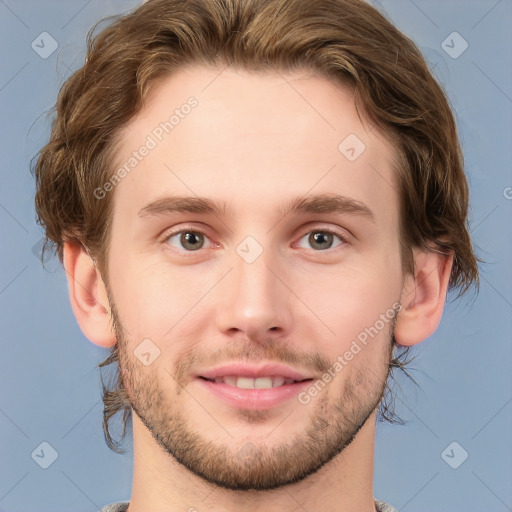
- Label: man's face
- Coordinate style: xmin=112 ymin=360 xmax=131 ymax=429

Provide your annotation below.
xmin=105 ymin=66 xmax=404 ymax=490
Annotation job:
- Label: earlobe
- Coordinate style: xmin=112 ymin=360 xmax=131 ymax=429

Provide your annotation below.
xmin=394 ymin=247 xmax=454 ymax=347
xmin=62 ymin=241 xmax=116 ymax=348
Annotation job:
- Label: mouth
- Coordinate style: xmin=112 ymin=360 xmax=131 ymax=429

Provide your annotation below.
xmin=194 ymin=363 xmax=315 ymax=410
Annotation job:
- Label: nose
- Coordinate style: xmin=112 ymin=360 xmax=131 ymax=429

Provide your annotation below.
xmin=215 ymin=245 xmax=293 ymax=342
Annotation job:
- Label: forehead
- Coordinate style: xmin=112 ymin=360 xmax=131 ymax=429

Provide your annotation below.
xmin=110 ymin=66 xmax=399 ymax=229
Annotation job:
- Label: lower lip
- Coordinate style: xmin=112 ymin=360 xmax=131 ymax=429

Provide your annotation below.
xmin=196 ymin=378 xmax=312 ymax=410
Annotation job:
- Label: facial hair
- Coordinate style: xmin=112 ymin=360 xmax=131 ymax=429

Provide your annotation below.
xmin=112 ymin=300 xmax=394 ymax=492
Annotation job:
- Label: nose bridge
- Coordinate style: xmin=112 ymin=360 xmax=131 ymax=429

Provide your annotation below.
xmin=216 ymin=237 xmax=290 ymax=339
xmin=236 ymin=244 xmax=273 ymax=304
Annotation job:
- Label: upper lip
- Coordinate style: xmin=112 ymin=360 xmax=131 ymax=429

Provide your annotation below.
xmin=196 ymin=363 xmax=313 ymax=381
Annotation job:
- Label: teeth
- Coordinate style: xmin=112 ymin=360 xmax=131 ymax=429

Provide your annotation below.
xmin=273 ymin=376 xmax=285 ymax=387
xmin=224 ymin=376 xmax=238 ymax=387
xmin=213 ymin=376 xmax=297 ymax=388
xmin=237 ymin=377 xmax=255 ymax=389
xmin=254 ymin=377 xmax=273 ymax=389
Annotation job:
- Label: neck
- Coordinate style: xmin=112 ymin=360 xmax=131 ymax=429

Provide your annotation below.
xmin=127 ymin=411 xmax=378 ymax=512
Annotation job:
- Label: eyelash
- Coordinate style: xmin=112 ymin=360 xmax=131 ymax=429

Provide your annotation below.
xmin=162 ymin=226 xmax=349 ymax=254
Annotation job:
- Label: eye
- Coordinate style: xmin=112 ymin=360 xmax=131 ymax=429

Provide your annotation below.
xmin=164 ymin=229 xmax=210 ymax=251
xmin=296 ymin=229 xmax=347 ymax=251
xmin=162 ymin=227 xmax=347 ymax=253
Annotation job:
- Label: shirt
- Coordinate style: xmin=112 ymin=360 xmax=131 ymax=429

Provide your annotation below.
xmin=98 ymin=499 xmax=397 ymax=511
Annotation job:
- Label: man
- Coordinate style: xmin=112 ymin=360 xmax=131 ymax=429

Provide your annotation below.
xmin=34 ymin=0 xmax=479 ymax=510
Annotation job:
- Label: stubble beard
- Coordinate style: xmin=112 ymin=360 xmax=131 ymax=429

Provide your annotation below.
xmin=112 ymin=303 xmax=393 ymax=492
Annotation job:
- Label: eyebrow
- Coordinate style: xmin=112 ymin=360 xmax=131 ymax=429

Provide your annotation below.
xmin=138 ymin=193 xmax=375 ymax=223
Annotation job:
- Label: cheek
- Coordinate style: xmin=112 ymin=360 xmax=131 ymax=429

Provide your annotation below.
xmin=301 ymin=264 xmax=400 ymax=347
xmin=108 ymin=255 xmax=217 ymax=343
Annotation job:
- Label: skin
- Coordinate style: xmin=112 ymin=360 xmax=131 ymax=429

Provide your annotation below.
xmin=63 ymin=66 xmax=453 ymax=512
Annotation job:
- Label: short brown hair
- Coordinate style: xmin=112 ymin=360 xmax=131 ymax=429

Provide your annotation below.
xmin=34 ymin=0 xmax=479 ymax=452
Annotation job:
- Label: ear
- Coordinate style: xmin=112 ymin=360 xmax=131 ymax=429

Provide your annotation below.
xmin=394 ymin=247 xmax=454 ymax=347
xmin=62 ymin=241 xmax=116 ymax=348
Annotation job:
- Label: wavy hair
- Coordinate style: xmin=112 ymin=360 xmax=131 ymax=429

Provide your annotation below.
xmin=34 ymin=0 xmax=479 ymax=453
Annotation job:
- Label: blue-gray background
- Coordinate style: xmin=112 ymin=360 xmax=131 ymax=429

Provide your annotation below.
xmin=1 ymin=1 xmax=511 ymax=511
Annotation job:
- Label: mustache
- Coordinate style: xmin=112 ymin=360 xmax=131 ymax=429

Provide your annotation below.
xmin=174 ymin=339 xmax=333 ymax=382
